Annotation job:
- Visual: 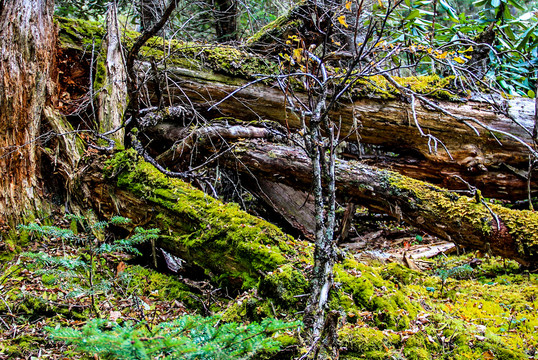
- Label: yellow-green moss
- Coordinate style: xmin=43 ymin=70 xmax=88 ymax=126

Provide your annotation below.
xmin=339 ymin=325 xmax=399 ymax=359
xmin=386 ymin=170 xmax=538 ymax=258
xmin=57 ymin=17 xmax=105 ymax=49
xmin=126 ymin=265 xmax=199 ymax=307
xmin=57 ymin=17 xmax=277 ymax=81
xmin=104 ymin=150 xmax=303 ymax=290
xmin=345 ymin=74 xmax=459 ymax=100
xmin=333 ymin=258 xmax=419 ymax=330
xmin=246 ymin=12 xmax=303 ymax=45
xmin=382 ymin=262 xmax=421 ymax=285
xmin=259 ymin=263 xmax=310 ymax=307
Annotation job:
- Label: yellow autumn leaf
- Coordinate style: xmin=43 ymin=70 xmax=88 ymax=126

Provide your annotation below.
xmin=377 ymin=0 xmax=385 ymax=8
xmin=338 ymin=15 xmax=349 ymax=28
xmin=345 ymin=1 xmax=352 ymax=10
xmin=458 ymin=46 xmax=474 ymax=53
xmin=293 ymin=48 xmax=303 ymax=64
xmin=453 ymin=56 xmax=466 ymax=64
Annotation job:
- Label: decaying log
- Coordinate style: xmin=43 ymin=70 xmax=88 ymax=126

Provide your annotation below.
xmin=212 ymin=139 xmax=538 ymax=265
xmin=146 ymin=67 xmax=537 ymax=200
xmin=79 ymin=150 xmax=306 ymax=290
xmin=253 ymin=179 xmax=317 ymax=238
xmin=144 ymin=120 xmax=538 ymax=265
xmin=57 ymin=17 xmax=538 ymax=200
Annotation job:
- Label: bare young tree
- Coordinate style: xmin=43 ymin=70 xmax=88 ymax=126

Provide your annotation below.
xmin=272 ymin=0 xmax=405 ymax=352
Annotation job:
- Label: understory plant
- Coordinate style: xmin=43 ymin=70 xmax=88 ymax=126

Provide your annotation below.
xmin=49 ymin=315 xmax=301 ymax=359
xmin=17 ymin=214 xmax=301 ymax=359
xmin=18 ymin=214 xmax=159 ymax=314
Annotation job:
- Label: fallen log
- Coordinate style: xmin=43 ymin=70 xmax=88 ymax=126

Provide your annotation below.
xmin=58 ymin=17 xmax=537 ymax=200
xmin=213 ymin=139 xmax=538 ymax=266
xmin=143 ymin=120 xmax=538 ymax=265
xmin=78 ymin=150 xmax=306 ymax=290
xmin=154 ymin=66 xmax=537 ymax=200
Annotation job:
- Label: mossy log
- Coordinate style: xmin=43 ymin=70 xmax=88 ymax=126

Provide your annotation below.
xmin=78 ymin=150 xmax=426 ymax=333
xmin=57 ymin=16 xmax=537 ymax=200
xmin=79 ymin=150 xmax=310 ymax=290
xmin=211 ymin=140 xmax=538 ymax=266
xmin=141 ymin=119 xmax=538 ymax=265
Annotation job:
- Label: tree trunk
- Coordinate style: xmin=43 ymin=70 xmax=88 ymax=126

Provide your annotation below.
xmin=213 ymin=0 xmax=237 ymax=42
xmin=97 ymin=2 xmax=127 ymax=146
xmin=145 ymin=121 xmax=538 ymax=265
xmin=78 ymin=150 xmax=299 ymax=290
xmin=0 ymin=0 xmax=56 ymax=227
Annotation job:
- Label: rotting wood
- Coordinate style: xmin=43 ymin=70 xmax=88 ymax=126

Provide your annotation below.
xmin=141 ymin=67 xmax=537 ymax=200
xmin=212 ymin=139 xmax=538 ymax=265
xmin=0 ymin=0 xmax=56 ymax=226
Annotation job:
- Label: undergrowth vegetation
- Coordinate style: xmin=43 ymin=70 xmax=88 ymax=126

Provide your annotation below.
xmin=1 ymin=213 xmax=537 ymax=359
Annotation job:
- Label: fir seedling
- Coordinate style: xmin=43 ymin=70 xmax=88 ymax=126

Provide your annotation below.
xmin=435 ymin=257 xmax=474 ymax=296
xmin=19 ymin=214 xmax=159 ymax=315
xmin=48 ymin=315 xmax=301 ymax=360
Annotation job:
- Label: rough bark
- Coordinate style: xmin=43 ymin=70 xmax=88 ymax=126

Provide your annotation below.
xmin=213 ymin=0 xmax=238 ymax=42
xmin=0 ymin=0 xmax=56 ymax=226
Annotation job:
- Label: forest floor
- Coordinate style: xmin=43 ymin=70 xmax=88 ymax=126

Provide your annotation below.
xmin=1 ymin=211 xmax=537 ymax=359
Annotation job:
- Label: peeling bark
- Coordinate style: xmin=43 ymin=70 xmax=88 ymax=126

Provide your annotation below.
xmin=0 ymin=0 xmax=56 ymax=226
xmin=97 ymin=3 xmax=127 ymax=146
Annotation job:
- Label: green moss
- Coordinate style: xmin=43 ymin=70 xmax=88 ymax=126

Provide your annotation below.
xmin=104 ymin=150 xmax=305 ymax=290
xmin=56 ymin=17 xmax=105 ymax=50
xmin=57 ymin=17 xmax=277 ymax=81
xmin=386 ymin=170 xmax=538 ymax=259
xmin=0 ymin=335 xmax=43 ymax=357
xmin=339 ymin=325 xmax=399 ymax=359
xmin=382 ymin=262 xmax=420 ymax=285
xmin=404 ymin=347 xmax=431 ymax=360
xmin=259 ymin=263 xmax=310 ymax=307
xmin=93 ymin=58 xmax=107 ymax=90
xmin=126 ymin=265 xmax=196 ymax=304
xmin=246 ymin=12 xmax=303 ymax=45
xmin=220 ymin=291 xmax=275 ymax=322
xmin=333 ymin=258 xmax=418 ymax=330
xmin=347 ymin=74 xmax=460 ymax=101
